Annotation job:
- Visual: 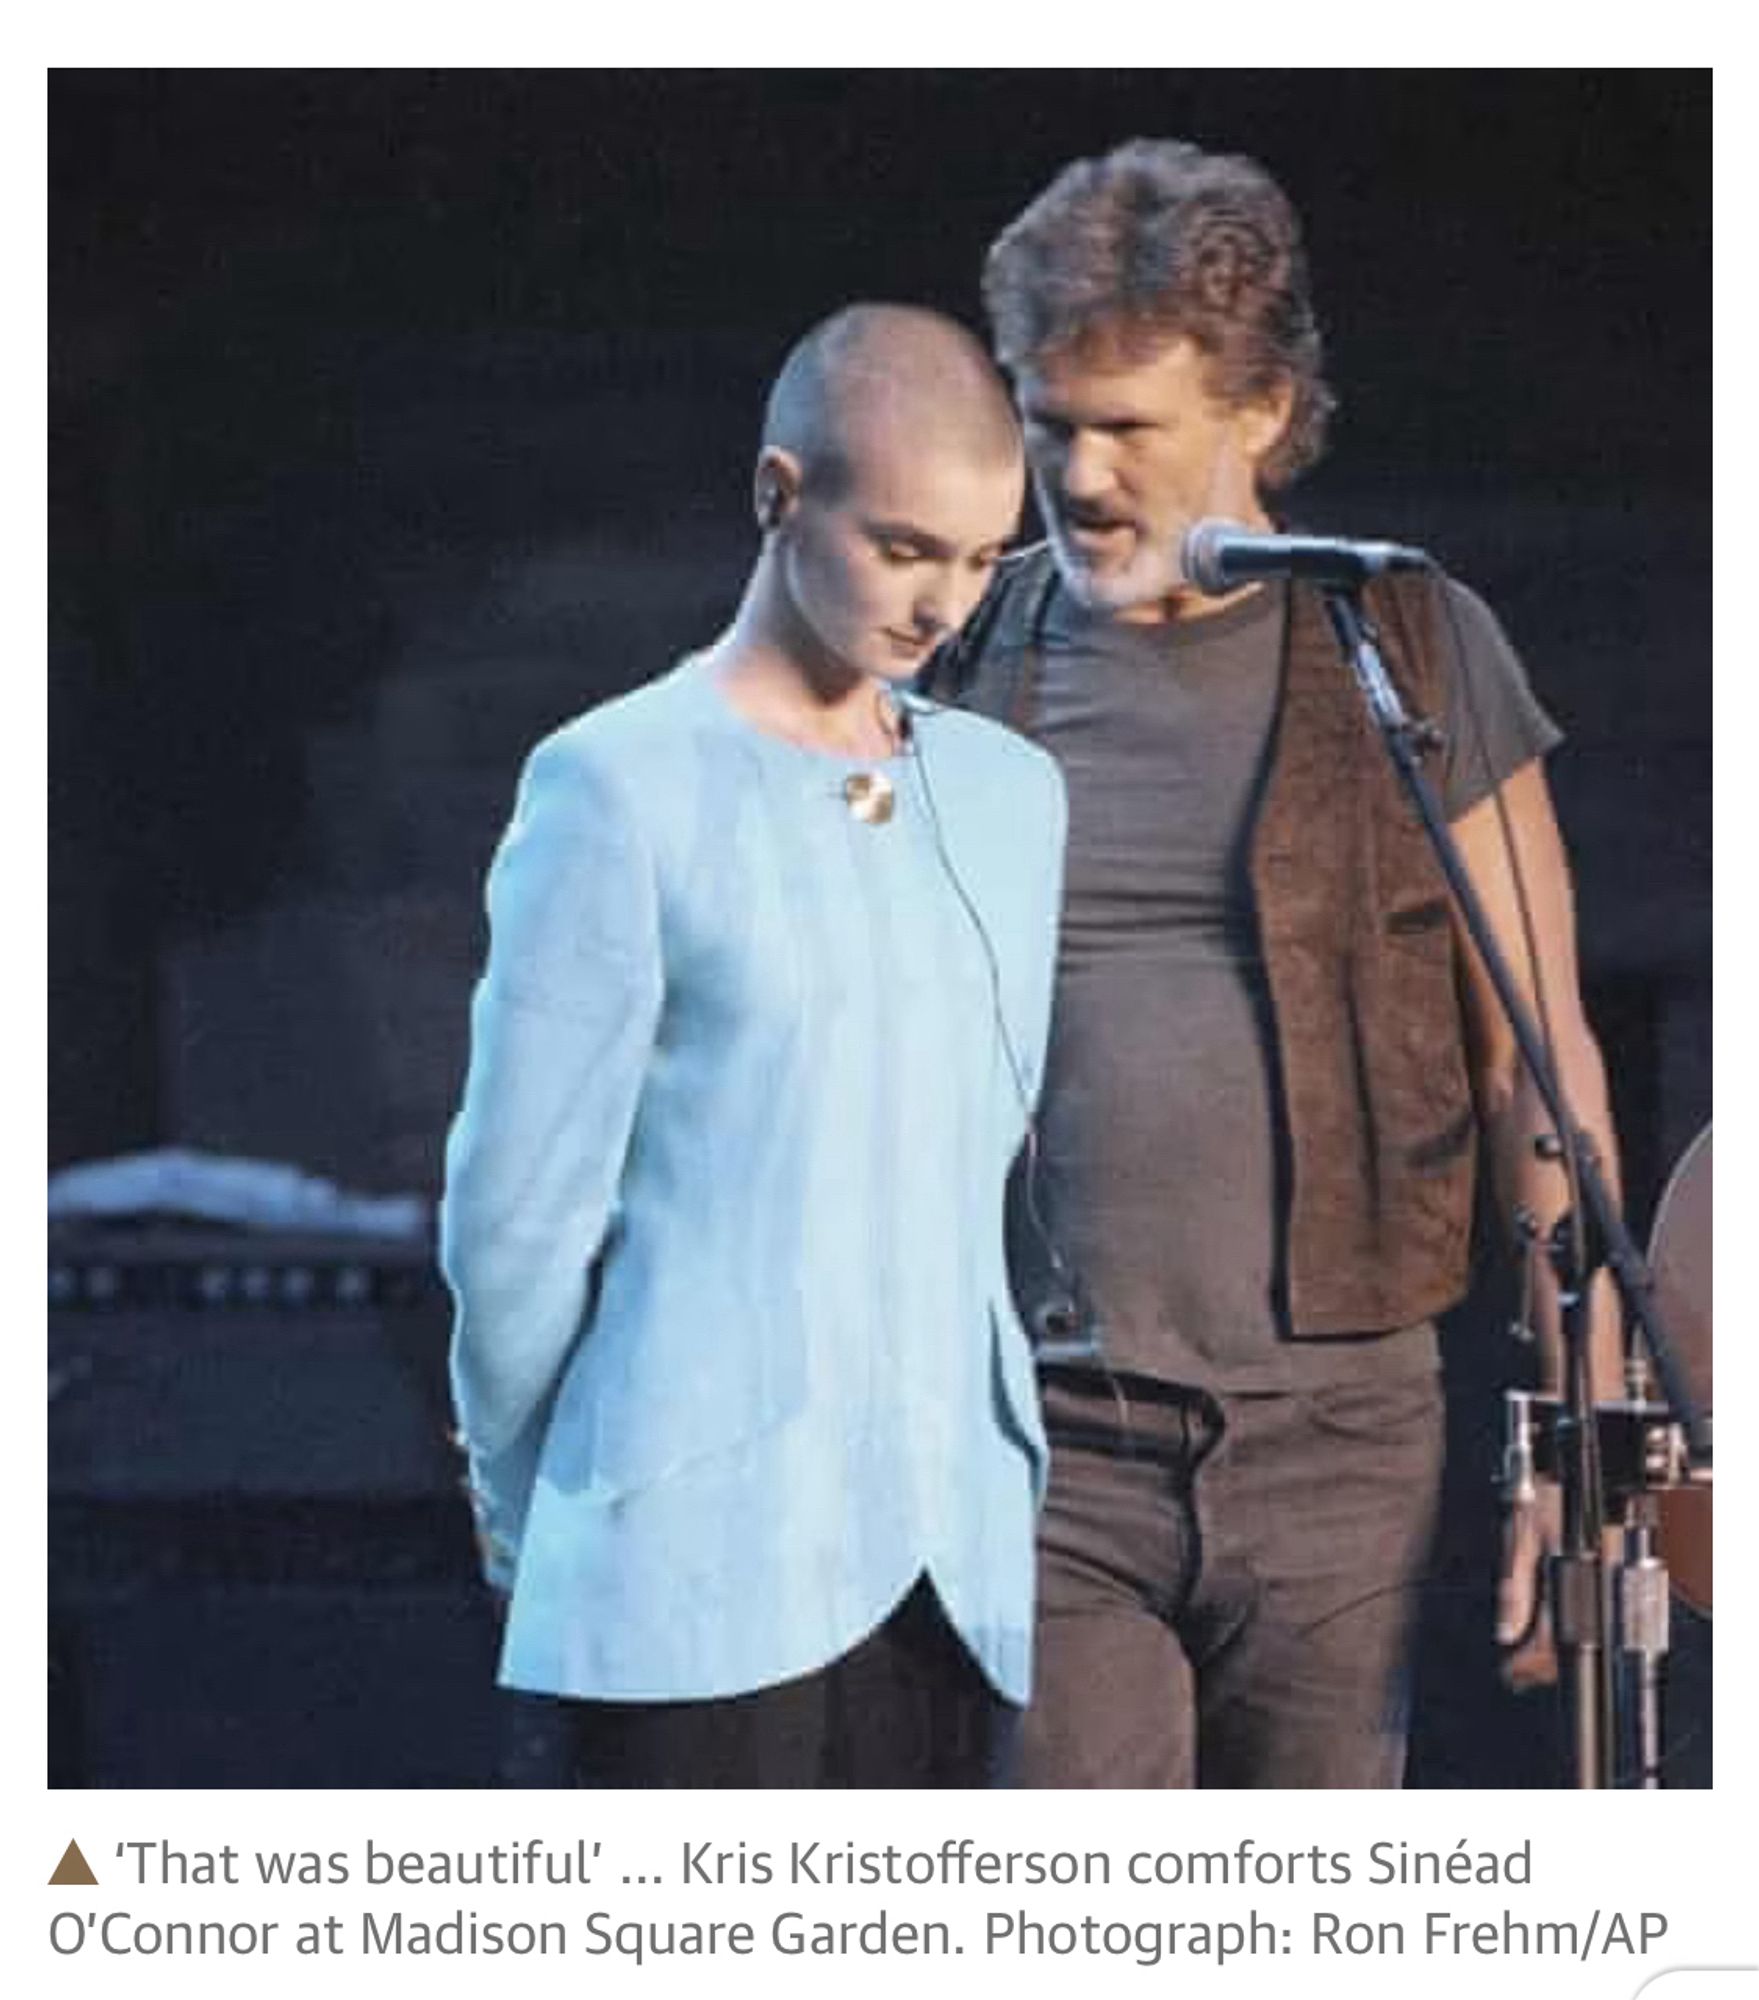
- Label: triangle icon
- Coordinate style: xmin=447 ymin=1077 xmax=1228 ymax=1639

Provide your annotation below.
xmin=50 ymin=1839 xmax=97 ymax=1886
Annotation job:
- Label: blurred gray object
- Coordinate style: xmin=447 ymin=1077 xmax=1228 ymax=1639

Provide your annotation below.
xmin=48 ymin=1148 xmax=428 ymax=1241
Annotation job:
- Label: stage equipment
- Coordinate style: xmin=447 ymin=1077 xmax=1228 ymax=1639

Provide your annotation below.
xmin=1312 ymin=565 xmax=1707 ymax=1788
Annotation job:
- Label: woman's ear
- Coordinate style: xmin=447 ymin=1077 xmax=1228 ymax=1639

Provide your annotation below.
xmin=754 ymin=447 xmax=801 ymax=532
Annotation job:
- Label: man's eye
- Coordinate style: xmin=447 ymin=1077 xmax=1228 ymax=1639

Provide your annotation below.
xmin=878 ymin=539 xmax=921 ymax=564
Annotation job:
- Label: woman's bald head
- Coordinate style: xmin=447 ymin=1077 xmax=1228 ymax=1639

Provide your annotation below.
xmin=761 ymin=304 xmax=1022 ymax=502
xmin=746 ymin=306 xmax=1024 ymax=688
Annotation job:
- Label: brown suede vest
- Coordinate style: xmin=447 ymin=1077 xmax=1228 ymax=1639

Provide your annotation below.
xmin=926 ymin=548 xmax=1476 ymax=1335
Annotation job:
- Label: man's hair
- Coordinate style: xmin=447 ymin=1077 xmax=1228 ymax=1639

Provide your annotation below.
xmin=762 ymin=302 xmax=1020 ymax=498
xmin=983 ymin=139 xmax=1335 ymax=491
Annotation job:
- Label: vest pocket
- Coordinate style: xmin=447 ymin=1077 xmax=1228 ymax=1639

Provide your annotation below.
xmin=1405 ymin=1105 xmax=1475 ymax=1174
xmin=1385 ymin=895 xmax=1450 ymax=937
xmin=1365 ymin=906 xmax=1476 ymax=1240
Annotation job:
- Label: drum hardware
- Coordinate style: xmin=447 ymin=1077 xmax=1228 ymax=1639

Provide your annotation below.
xmin=1503 ymin=1392 xmax=1711 ymax=1507
xmin=1499 ymin=1122 xmax=1712 ymax=1786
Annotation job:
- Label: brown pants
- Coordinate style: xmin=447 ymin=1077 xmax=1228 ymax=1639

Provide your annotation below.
xmin=1020 ymin=1366 xmax=1444 ymax=1788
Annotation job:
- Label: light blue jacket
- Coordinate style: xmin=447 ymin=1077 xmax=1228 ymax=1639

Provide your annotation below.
xmin=441 ymin=658 xmax=1065 ymax=1703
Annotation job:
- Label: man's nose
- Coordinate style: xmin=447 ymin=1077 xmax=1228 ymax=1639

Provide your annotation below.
xmin=1059 ymin=428 xmax=1116 ymax=501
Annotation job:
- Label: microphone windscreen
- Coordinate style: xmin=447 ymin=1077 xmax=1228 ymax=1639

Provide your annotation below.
xmin=1179 ymin=519 xmax=1235 ymax=596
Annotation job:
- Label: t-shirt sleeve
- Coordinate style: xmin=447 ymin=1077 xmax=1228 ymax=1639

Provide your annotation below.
xmin=1437 ymin=577 xmax=1564 ymax=819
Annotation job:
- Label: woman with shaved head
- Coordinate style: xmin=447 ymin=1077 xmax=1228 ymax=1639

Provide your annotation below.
xmin=441 ymin=305 xmax=1066 ymax=1787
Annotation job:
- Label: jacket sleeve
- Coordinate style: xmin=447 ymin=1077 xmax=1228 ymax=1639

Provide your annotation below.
xmin=439 ymin=732 xmax=664 ymax=1587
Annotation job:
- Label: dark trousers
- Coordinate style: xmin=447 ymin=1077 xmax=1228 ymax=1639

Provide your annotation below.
xmin=527 ymin=1575 xmax=1017 ymax=1789
xmin=1019 ymin=1366 xmax=1444 ymax=1789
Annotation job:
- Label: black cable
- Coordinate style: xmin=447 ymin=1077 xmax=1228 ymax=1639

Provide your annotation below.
xmin=900 ymin=694 xmax=1120 ymax=1403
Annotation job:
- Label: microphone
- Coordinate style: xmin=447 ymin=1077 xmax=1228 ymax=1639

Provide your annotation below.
xmin=1181 ymin=518 xmax=1430 ymax=597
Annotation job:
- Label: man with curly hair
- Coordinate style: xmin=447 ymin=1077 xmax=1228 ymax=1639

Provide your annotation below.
xmin=926 ymin=139 xmax=1622 ymax=1788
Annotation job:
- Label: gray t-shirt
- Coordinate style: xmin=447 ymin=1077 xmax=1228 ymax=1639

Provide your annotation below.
xmin=1012 ymin=574 xmax=1561 ymax=1391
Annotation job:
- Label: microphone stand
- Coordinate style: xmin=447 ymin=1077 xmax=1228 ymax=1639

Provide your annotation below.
xmin=1318 ymin=580 xmax=1709 ymax=1789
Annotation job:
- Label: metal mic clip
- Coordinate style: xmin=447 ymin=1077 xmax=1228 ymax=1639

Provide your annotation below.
xmin=1502 ymin=1389 xmax=1537 ymax=1509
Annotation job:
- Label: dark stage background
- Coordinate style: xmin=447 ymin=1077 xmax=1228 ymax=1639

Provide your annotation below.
xmin=49 ymin=70 xmax=1710 ymax=1788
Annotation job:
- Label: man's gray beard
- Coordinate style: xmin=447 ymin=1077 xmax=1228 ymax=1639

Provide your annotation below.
xmin=1045 ymin=519 xmax=1184 ymax=616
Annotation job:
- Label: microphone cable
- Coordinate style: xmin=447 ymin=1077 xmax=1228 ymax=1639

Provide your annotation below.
xmin=896 ymin=690 xmax=1116 ymax=1398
